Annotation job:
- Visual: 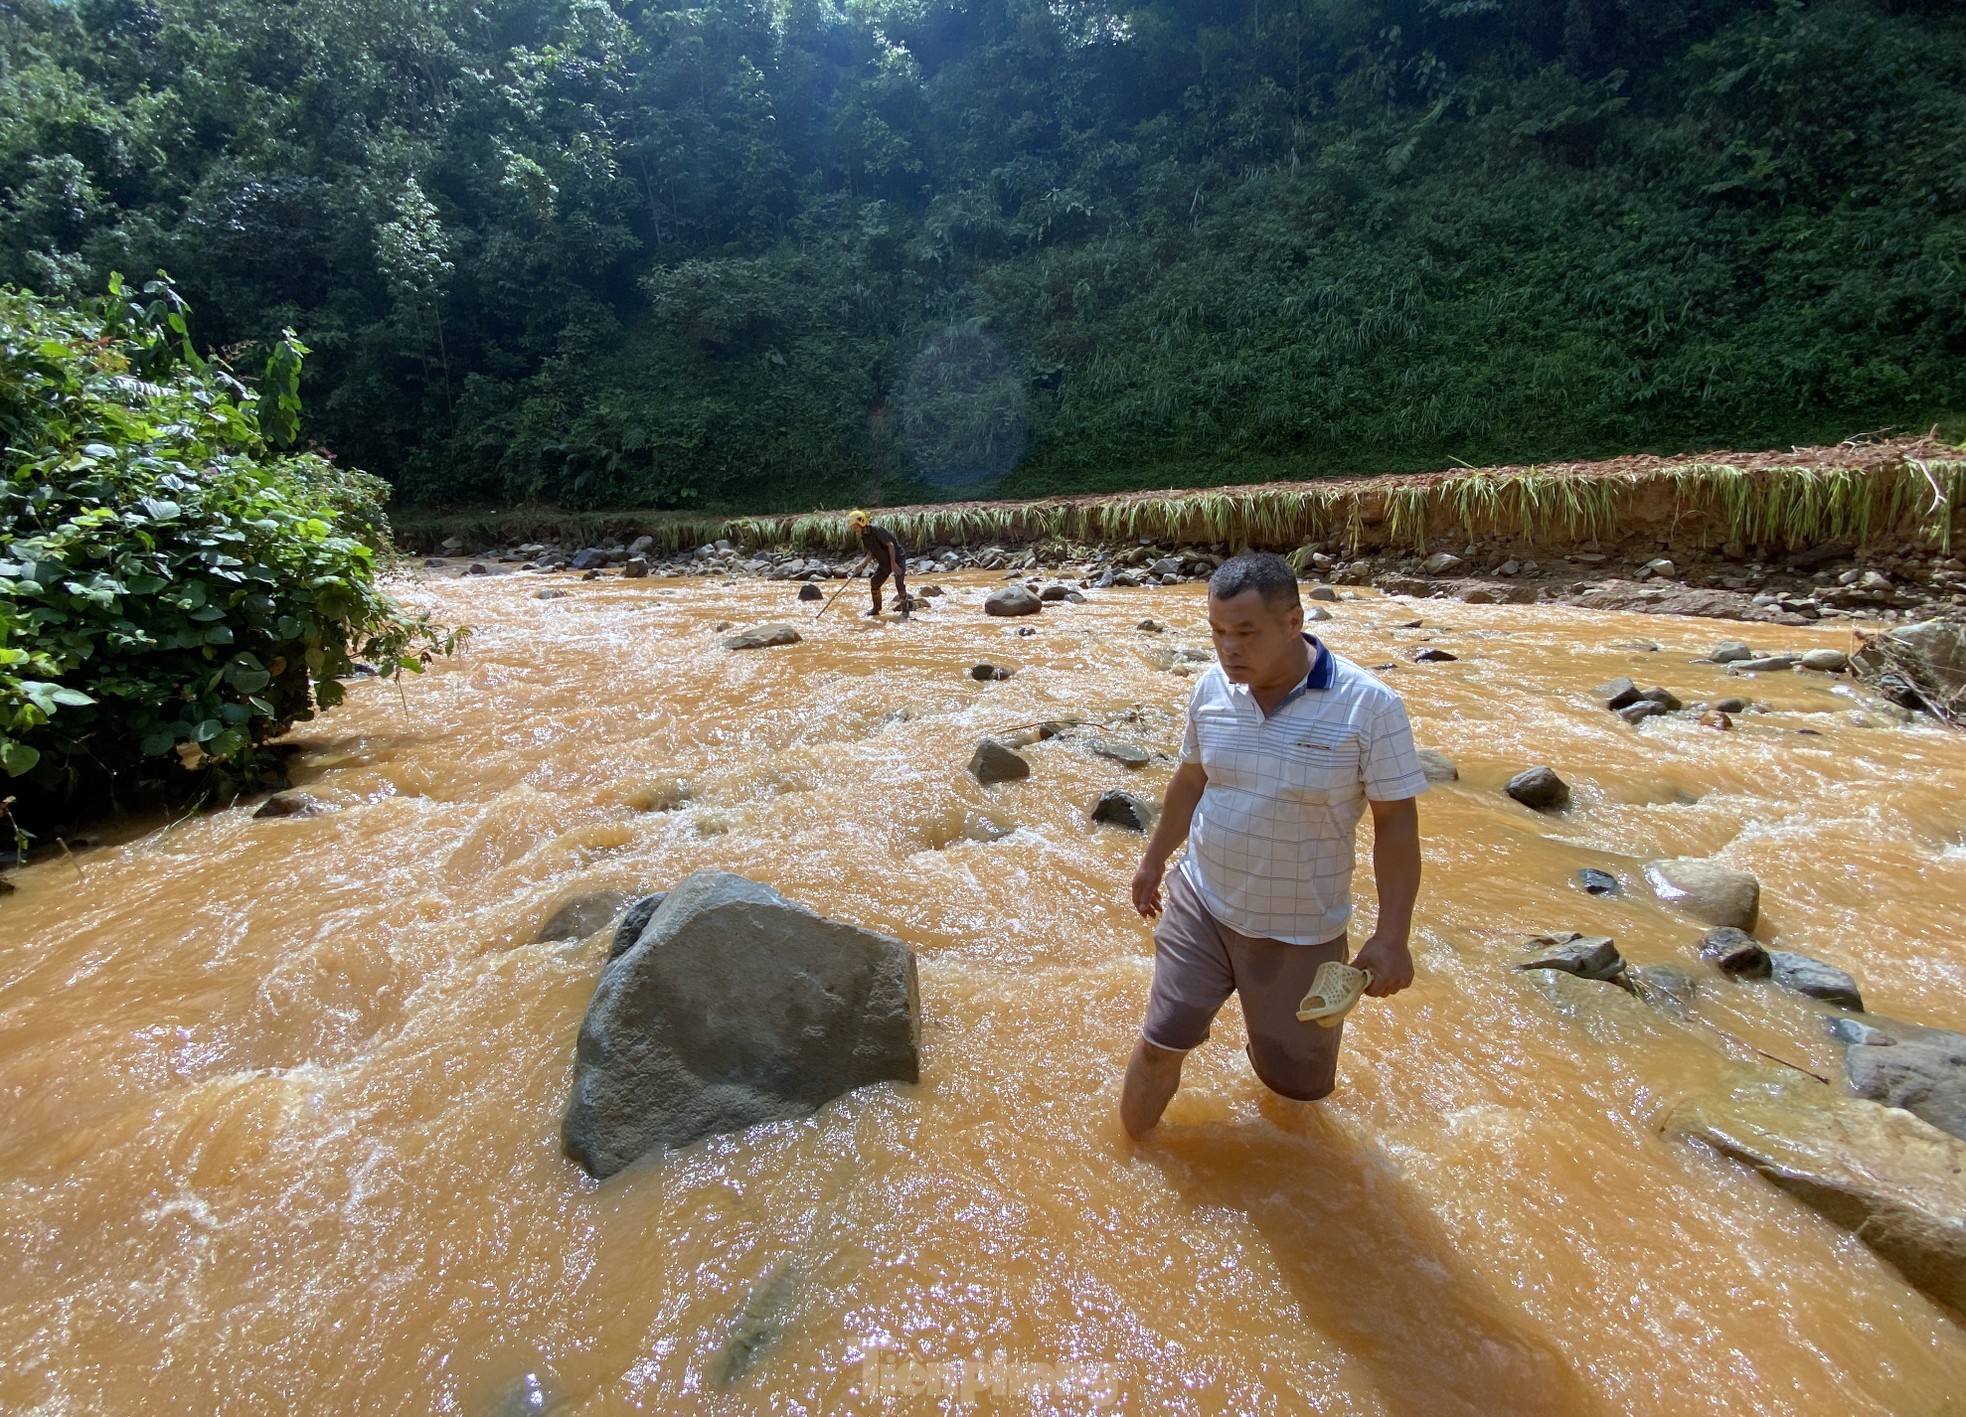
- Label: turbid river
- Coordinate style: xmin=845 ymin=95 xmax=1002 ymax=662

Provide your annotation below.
xmin=4 ymin=573 xmax=1965 ymax=1413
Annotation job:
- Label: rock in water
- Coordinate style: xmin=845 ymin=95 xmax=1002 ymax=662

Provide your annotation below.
xmin=1732 ymin=653 xmax=1800 ymax=672
xmin=1505 ymin=766 xmax=1570 ymax=811
xmin=1594 ymin=677 xmax=1643 ymax=711
xmin=798 ymin=583 xmax=824 ymax=602
xmin=608 ymin=893 xmax=668 ymax=960
xmin=1767 ymin=950 xmax=1864 ymax=1010
xmin=1799 ymin=648 xmax=1848 ymax=673
xmin=1090 ymin=790 xmax=1158 ymax=831
xmin=622 ymin=557 xmax=650 ymax=579
xmin=1416 ymin=749 xmax=1458 ymax=783
xmin=984 ymin=585 xmax=1042 ymax=617
xmin=253 ymin=791 xmax=328 ymax=819
xmin=1843 ymin=1023 xmax=1966 ymax=1143
xmin=968 ymin=740 xmax=1030 ymax=784
xmin=1696 ymin=926 xmax=1770 ymax=977
xmin=1412 ymin=647 xmax=1458 ymax=663
xmin=723 ymin=623 xmax=802 ymax=650
xmin=1644 ymin=858 xmax=1760 ymax=929
xmin=969 ymin=663 xmax=1013 ymax=682
xmin=1575 ymin=868 xmax=1620 ymax=896
xmin=535 ymin=890 xmax=636 ymax=944
xmin=1517 ymin=933 xmax=1625 ymax=981
xmin=1709 ymin=641 xmax=1754 ymax=664
xmin=1087 ymin=739 xmax=1151 ymax=768
xmin=1664 ymin=1086 xmax=1966 ymax=1312
xmin=563 ymin=872 xmax=920 ymax=1178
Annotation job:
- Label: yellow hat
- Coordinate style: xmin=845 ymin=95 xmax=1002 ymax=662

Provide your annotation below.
xmin=846 ymin=509 xmax=870 ymax=529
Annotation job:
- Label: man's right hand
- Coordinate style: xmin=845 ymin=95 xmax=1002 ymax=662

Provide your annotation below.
xmin=1131 ymin=856 xmax=1166 ymax=918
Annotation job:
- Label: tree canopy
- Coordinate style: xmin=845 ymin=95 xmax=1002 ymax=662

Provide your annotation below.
xmin=4 ymin=0 xmax=1962 ymax=510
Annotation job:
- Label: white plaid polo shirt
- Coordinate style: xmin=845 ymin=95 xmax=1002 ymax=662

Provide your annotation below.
xmin=1177 ymin=635 xmax=1429 ymax=943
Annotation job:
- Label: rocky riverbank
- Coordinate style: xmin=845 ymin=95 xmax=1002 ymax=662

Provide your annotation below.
xmin=418 ymin=530 xmax=1966 ymax=629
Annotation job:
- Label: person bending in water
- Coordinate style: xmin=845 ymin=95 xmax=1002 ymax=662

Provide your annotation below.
xmin=847 ymin=509 xmax=910 ymax=620
xmin=1121 ymin=552 xmax=1427 ymax=1136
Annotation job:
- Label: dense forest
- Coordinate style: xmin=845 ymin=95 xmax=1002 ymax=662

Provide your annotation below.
xmin=4 ymin=0 xmax=1963 ymax=512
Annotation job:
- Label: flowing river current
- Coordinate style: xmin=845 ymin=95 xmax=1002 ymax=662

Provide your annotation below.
xmin=4 ymin=573 xmax=1965 ymax=1413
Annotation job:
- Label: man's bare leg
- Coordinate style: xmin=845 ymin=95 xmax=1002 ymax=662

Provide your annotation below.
xmin=1120 ymin=1038 xmax=1186 ymax=1137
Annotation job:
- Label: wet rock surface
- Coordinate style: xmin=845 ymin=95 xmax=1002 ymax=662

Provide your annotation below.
xmin=1090 ymin=789 xmax=1157 ymax=831
xmin=984 ymin=585 xmax=1043 ymax=617
xmin=1416 ymin=749 xmax=1459 ymax=783
xmin=723 ymin=623 xmax=802 ymax=650
xmin=1505 ymin=766 xmax=1570 ymax=811
xmin=1696 ymin=926 xmax=1770 ymax=977
xmin=1767 ymin=950 xmax=1864 ymax=1010
xmin=564 ymin=871 xmax=919 ymax=1178
xmin=1517 ymin=933 xmax=1625 ymax=981
xmin=1841 ymin=1018 xmax=1966 ymax=1143
xmin=1644 ymin=858 xmax=1760 ymax=930
xmin=968 ymin=739 xmax=1031 ymax=785
xmin=254 ymin=791 xmax=328 ymax=819
xmin=1664 ymin=1086 xmax=1966 ymax=1313
xmin=535 ymin=890 xmax=636 ymax=944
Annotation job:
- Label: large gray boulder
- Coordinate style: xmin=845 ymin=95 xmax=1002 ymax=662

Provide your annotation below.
xmin=563 ymin=872 xmax=920 ymax=1178
xmin=1644 ymin=858 xmax=1760 ymax=929
xmin=984 ymin=585 xmax=1042 ymax=617
xmin=1664 ymin=1086 xmax=1966 ymax=1312
xmin=1842 ymin=1020 xmax=1966 ymax=1143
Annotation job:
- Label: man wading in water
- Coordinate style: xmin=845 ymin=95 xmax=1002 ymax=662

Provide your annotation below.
xmin=1121 ymin=552 xmax=1427 ymax=1135
xmin=847 ymin=509 xmax=910 ymax=620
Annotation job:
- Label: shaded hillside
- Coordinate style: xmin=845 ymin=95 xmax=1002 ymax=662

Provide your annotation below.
xmin=5 ymin=0 xmax=1963 ymax=510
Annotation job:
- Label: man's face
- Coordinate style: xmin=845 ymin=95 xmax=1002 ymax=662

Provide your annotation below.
xmin=1207 ymin=588 xmax=1305 ymax=685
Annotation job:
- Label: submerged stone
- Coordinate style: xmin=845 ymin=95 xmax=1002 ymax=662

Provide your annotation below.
xmin=1664 ymin=1086 xmax=1966 ymax=1313
xmin=535 ymin=890 xmax=636 ymax=944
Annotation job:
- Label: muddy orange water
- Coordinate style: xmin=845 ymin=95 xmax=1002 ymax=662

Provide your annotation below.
xmin=5 ymin=573 xmax=1966 ymax=1414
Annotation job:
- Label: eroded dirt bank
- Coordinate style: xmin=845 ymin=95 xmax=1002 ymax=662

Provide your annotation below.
xmin=404 ymin=435 xmax=1966 ymax=629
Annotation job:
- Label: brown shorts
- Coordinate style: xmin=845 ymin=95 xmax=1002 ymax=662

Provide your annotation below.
xmin=1141 ymin=866 xmax=1350 ymax=1100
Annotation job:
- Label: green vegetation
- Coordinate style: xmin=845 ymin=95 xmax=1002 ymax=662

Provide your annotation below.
xmin=720 ymin=451 xmax=1966 ymax=555
xmin=0 ymin=277 xmax=459 ymax=836
xmin=2 ymin=0 xmax=1961 ymax=513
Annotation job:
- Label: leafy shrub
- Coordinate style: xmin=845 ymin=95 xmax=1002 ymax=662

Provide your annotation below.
xmin=0 ymin=275 xmax=459 ymax=837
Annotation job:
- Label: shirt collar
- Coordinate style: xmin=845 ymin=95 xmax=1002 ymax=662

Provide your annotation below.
xmin=1229 ymin=635 xmax=1334 ymax=712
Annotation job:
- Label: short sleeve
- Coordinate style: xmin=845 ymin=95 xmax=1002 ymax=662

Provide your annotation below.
xmin=1362 ymin=691 xmax=1429 ymax=801
xmin=1178 ymin=680 xmax=1205 ymax=764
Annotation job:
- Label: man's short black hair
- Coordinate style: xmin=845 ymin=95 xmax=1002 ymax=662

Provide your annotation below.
xmin=1208 ymin=552 xmax=1301 ymax=614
